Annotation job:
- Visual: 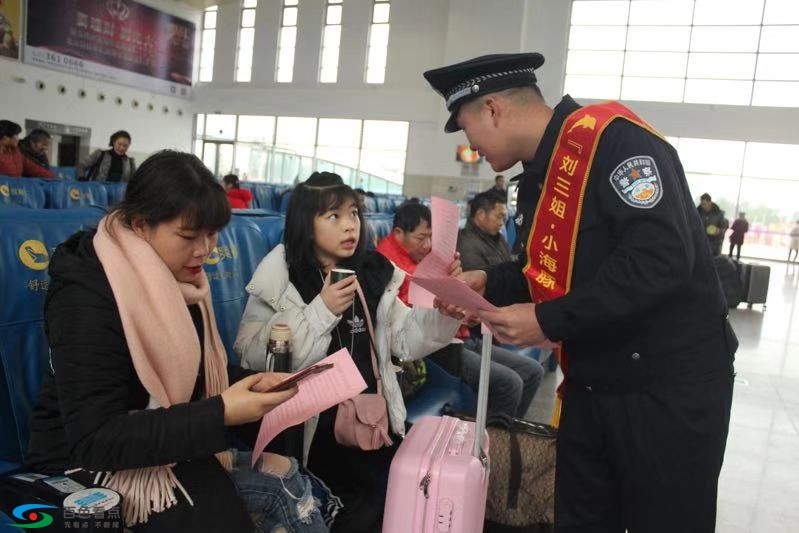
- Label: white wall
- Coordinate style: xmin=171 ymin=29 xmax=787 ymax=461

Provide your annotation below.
xmin=196 ymin=0 xmax=799 ymax=195
xmin=0 ymin=0 xmax=200 ymax=163
xmin=193 ymin=0 xmax=529 ymax=193
xmin=196 ymin=0 xmax=448 ymax=111
xmin=5 ymin=0 xmax=798 ymax=186
xmin=194 ymin=0 xmax=552 ymax=194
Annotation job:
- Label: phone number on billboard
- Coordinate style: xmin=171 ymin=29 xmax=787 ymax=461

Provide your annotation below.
xmin=31 ymin=49 xmax=85 ymax=69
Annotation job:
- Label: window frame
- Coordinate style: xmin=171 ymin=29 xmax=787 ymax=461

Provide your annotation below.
xmin=565 ymin=0 xmax=799 ymax=107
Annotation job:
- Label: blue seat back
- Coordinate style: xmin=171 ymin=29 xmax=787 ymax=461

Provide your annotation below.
xmin=387 ymin=195 xmax=405 ymax=213
xmin=204 ymin=217 xmax=269 ymax=361
xmin=252 ymin=184 xmax=276 ymax=212
xmin=375 ymin=196 xmax=393 ymax=214
xmin=232 ymin=210 xmax=285 ymax=252
xmin=279 ymin=190 xmax=292 ymax=213
xmin=0 ymin=178 xmax=46 ymax=209
xmin=0 ymin=207 xmax=105 ymax=464
xmin=102 ymin=183 xmax=127 ymax=207
xmin=52 ymin=167 xmax=77 ymax=181
xmin=364 ymin=214 xmax=394 ymax=249
xmin=232 ymin=208 xmax=282 ymax=217
xmin=45 ymin=182 xmax=109 ymax=209
xmin=363 ymin=195 xmax=378 ymax=213
xmin=272 ymin=185 xmax=291 ymax=206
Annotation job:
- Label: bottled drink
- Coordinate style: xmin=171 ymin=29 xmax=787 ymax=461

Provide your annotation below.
xmin=266 ymin=323 xmax=292 ymax=373
xmin=266 ymin=323 xmax=303 ymax=460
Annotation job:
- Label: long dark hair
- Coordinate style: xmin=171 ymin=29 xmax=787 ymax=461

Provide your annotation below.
xmin=111 ymin=150 xmax=231 ymax=232
xmin=285 ymin=172 xmax=366 ymax=290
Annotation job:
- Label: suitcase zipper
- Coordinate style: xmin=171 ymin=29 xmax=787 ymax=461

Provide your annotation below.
xmin=419 ymin=473 xmax=431 ymax=498
xmin=419 ymin=417 xmax=455 ymax=527
xmin=422 ymin=419 xmax=452 ymax=498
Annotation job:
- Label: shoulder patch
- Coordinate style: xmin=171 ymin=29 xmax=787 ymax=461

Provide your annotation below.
xmin=609 ymin=155 xmax=663 ymax=209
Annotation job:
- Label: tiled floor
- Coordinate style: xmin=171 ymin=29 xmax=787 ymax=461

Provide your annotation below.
xmin=525 ymin=259 xmax=799 ymax=532
xmin=718 ymin=261 xmax=799 ymax=532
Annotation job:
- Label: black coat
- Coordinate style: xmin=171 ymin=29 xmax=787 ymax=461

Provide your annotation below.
xmin=457 ymin=219 xmax=513 ymax=271
xmin=18 ymin=139 xmax=50 ymax=170
xmin=26 ymin=230 xmax=255 ymax=532
xmin=486 ymin=96 xmax=737 ymax=391
xmin=698 ymin=202 xmax=728 ymax=245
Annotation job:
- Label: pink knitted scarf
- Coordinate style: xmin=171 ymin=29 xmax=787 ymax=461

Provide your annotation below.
xmin=92 ymin=214 xmax=231 ymax=526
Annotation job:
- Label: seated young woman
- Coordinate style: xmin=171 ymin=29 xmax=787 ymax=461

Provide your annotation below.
xmin=234 ymin=172 xmax=462 ymax=532
xmin=25 ymin=151 xmax=338 ymax=533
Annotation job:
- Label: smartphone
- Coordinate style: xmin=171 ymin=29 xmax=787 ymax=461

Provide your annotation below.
xmin=264 ymin=363 xmax=334 ymax=393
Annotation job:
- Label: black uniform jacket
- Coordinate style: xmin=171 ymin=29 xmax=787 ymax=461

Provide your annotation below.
xmin=486 ymin=96 xmax=737 ymax=391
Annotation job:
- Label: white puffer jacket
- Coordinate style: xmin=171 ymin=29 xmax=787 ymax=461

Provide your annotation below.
xmin=234 ymin=245 xmax=460 ymax=459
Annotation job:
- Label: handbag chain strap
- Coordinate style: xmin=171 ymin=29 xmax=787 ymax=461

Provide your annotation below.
xmin=354 ymin=281 xmax=383 ymax=396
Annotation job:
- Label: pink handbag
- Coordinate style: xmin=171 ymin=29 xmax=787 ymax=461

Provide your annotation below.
xmin=333 ymin=282 xmax=393 ymax=450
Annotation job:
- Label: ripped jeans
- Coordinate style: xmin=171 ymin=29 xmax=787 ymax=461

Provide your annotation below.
xmin=229 ymin=450 xmax=341 ymax=533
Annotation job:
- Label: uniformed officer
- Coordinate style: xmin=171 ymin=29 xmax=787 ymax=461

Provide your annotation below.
xmin=425 ymin=53 xmax=737 ymax=533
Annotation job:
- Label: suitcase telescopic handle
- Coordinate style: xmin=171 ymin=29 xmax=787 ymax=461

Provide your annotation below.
xmin=472 ymin=330 xmax=492 ymax=460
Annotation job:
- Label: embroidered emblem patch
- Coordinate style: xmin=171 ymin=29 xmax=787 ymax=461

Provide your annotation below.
xmin=609 ymin=155 xmax=662 ymax=209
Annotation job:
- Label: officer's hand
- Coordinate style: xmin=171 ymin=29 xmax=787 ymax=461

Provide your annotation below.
xmin=478 ymin=303 xmax=549 ymax=348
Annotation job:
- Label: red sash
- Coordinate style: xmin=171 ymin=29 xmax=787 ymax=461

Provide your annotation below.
xmin=522 ymin=101 xmax=661 ymax=425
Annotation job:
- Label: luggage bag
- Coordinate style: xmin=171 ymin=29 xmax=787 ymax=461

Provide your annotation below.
xmin=382 ymin=331 xmax=493 ymax=533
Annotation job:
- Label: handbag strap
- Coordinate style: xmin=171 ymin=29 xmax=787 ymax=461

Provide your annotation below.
xmin=507 ymin=429 xmax=523 ymax=509
xmin=354 ymin=280 xmax=382 ymax=396
xmin=513 ymin=418 xmax=559 ymax=439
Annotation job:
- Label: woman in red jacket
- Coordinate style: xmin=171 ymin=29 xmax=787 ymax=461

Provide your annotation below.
xmin=0 ymin=120 xmax=55 ymax=178
xmin=223 ymin=174 xmax=253 ymax=209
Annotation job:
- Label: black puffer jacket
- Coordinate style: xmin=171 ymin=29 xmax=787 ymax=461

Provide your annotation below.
xmin=698 ymin=202 xmax=728 ymax=247
xmin=26 ymin=230 xmax=254 ymax=532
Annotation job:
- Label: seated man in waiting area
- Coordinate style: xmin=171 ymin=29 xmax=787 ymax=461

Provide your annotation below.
xmin=377 ymin=199 xmax=544 ymax=418
xmin=0 ymin=120 xmax=55 ymax=178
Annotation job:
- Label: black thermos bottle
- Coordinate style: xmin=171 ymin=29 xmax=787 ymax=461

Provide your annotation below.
xmin=265 ymin=323 xmax=303 ymax=459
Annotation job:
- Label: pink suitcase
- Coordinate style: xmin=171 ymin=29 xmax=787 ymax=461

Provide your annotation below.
xmin=383 ymin=333 xmax=492 ymax=533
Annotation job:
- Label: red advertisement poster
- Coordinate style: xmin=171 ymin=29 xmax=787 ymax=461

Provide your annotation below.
xmin=24 ymin=0 xmax=195 ymax=98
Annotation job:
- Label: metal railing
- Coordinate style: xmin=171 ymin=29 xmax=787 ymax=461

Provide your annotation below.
xmin=223 ymin=144 xmax=404 ymax=195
